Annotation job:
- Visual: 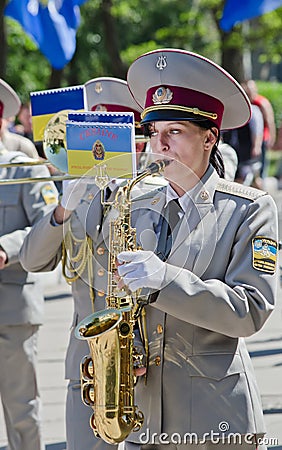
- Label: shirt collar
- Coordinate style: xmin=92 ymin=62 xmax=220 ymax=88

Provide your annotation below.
xmin=165 ymin=164 xmax=215 ymax=211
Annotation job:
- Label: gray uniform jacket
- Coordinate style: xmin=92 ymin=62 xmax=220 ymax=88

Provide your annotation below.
xmin=0 ymin=150 xmax=58 ymax=325
xmin=20 ymin=165 xmax=278 ymax=439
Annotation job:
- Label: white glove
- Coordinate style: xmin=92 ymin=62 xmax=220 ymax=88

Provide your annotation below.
xmin=117 ymin=250 xmax=166 ymax=292
xmin=60 ymin=178 xmax=89 ymax=211
xmin=0 ymin=250 xmax=8 ymax=270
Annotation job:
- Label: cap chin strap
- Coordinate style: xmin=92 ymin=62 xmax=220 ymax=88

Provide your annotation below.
xmin=141 ymin=104 xmax=218 ymax=121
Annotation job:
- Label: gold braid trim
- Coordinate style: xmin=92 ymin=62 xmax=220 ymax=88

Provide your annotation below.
xmin=62 ymin=231 xmax=95 ymax=311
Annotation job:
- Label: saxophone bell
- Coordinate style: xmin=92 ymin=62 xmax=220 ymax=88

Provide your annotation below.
xmin=76 ymin=309 xmax=122 ymax=339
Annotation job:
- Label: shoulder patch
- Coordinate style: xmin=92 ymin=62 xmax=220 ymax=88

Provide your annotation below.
xmin=216 ymin=179 xmax=266 ymax=201
xmin=41 ymin=184 xmax=57 ymax=205
xmin=252 ymin=237 xmax=277 ymax=274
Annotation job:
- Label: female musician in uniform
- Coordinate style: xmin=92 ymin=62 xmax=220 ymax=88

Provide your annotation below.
xmin=116 ymin=49 xmax=278 ymax=450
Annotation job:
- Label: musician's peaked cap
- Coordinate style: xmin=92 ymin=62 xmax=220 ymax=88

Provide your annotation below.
xmin=127 ymin=49 xmax=251 ymax=130
xmin=84 ymin=77 xmax=142 ymax=125
xmin=0 ymin=79 xmax=21 ymax=119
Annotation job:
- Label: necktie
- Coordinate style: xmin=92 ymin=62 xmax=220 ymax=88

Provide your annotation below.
xmin=157 ymin=199 xmax=182 ymax=261
xmin=104 ymin=186 xmax=112 ymax=202
xmin=167 ymin=198 xmax=182 ymax=236
xmin=149 ymin=199 xmax=182 ymax=304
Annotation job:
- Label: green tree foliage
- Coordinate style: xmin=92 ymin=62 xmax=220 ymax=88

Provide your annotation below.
xmin=5 ymin=20 xmax=50 ymax=102
xmin=2 ymin=0 xmax=282 ymax=122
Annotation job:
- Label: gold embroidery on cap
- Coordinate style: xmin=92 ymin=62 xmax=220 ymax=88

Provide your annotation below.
xmin=95 ymin=82 xmax=103 ymax=94
xmin=153 ymin=87 xmax=173 ymax=105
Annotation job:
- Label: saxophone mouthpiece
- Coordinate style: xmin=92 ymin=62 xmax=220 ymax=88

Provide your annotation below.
xmin=146 ymin=159 xmax=171 ymax=175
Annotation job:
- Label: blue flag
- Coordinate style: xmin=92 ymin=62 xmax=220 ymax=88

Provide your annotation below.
xmin=5 ymin=0 xmax=87 ymax=69
xmin=220 ymin=0 xmax=282 ymax=31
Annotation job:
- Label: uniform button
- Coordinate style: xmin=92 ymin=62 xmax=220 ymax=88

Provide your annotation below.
xmin=97 ymin=247 xmax=105 ymax=255
xmin=88 ymin=193 xmax=94 ymax=200
xmin=154 ymin=356 xmax=161 ymax=366
xmin=97 ymin=290 xmax=105 ymax=297
xmin=98 ymin=269 xmax=105 ymax=276
xmin=157 ymin=324 xmax=163 ymax=334
xmin=200 ymin=190 xmax=209 ymax=200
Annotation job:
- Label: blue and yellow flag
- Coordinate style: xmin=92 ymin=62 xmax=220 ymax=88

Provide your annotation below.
xmin=220 ymin=0 xmax=282 ymax=31
xmin=66 ymin=112 xmax=136 ymax=179
xmin=4 ymin=0 xmax=87 ymax=69
xmin=30 ymin=85 xmax=84 ymax=142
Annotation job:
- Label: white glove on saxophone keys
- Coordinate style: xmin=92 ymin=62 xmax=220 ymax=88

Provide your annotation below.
xmin=60 ymin=178 xmax=88 ymax=211
xmin=117 ymin=250 xmax=166 ymax=292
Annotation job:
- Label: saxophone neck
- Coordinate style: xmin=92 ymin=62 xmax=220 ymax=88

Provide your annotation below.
xmin=125 ymin=159 xmax=170 ymax=200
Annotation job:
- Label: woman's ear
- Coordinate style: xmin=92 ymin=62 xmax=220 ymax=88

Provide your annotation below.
xmin=204 ymin=128 xmax=218 ymax=149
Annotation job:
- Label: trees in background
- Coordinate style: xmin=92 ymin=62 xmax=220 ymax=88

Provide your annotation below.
xmin=1 ymin=0 xmax=282 ymax=105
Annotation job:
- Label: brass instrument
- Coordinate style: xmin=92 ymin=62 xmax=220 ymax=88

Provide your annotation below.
xmin=0 ymin=172 xmax=78 ymax=185
xmin=74 ymin=159 xmax=169 ymax=444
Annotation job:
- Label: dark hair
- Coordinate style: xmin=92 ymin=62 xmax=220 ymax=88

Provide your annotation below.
xmin=210 ymin=144 xmax=225 ymax=178
xmin=143 ymin=118 xmax=225 ymax=178
xmin=196 ymin=119 xmax=225 ymax=178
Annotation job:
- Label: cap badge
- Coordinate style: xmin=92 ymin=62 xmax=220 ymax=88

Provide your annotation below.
xmin=95 ymin=82 xmax=103 ymax=94
xmin=156 ymin=55 xmax=167 ymax=71
xmin=94 ymin=104 xmax=108 ymax=112
xmin=152 ymin=87 xmax=173 ymax=105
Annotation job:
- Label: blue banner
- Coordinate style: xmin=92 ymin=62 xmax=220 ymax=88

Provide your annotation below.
xmin=220 ymin=0 xmax=282 ymax=31
xmin=5 ymin=0 xmax=87 ymax=69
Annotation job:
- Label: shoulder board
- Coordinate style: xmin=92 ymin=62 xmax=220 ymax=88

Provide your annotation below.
xmin=132 ymin=186 xmax=164 ymax=203
xmin=0 ymin=149 xmax=31 ymax=164
xmin=143 ymin=175 xmax=168 ymax=186
xmin=216 ymin=179 xmax=266 ymax=201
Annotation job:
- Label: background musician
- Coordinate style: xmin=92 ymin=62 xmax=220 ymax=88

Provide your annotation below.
xmin=0 ymin=78 xmax=58 ymax=450
xmin=19 ymin=77 xmax=159 ymax=450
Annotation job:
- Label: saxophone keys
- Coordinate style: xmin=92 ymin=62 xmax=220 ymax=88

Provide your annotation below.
xmin=81 ymin=355 xmax=94 ymax=380
xmin=90 ymin=413 xmax=100 ymax=438
xmin=133 ymin=409 xmax=144 ymax=432
xmin=119 ymin=321 xmax=131 ymax=337
xmin=82 ymin=382 xmax=95 ymax=407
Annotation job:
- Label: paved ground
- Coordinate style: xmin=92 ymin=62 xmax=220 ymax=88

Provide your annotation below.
xmin=1 ymin=186 xmax=282 ymax=449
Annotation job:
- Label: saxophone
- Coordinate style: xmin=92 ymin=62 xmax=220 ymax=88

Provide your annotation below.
xmin=75 ymin=160 xmax=169 ymax=444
